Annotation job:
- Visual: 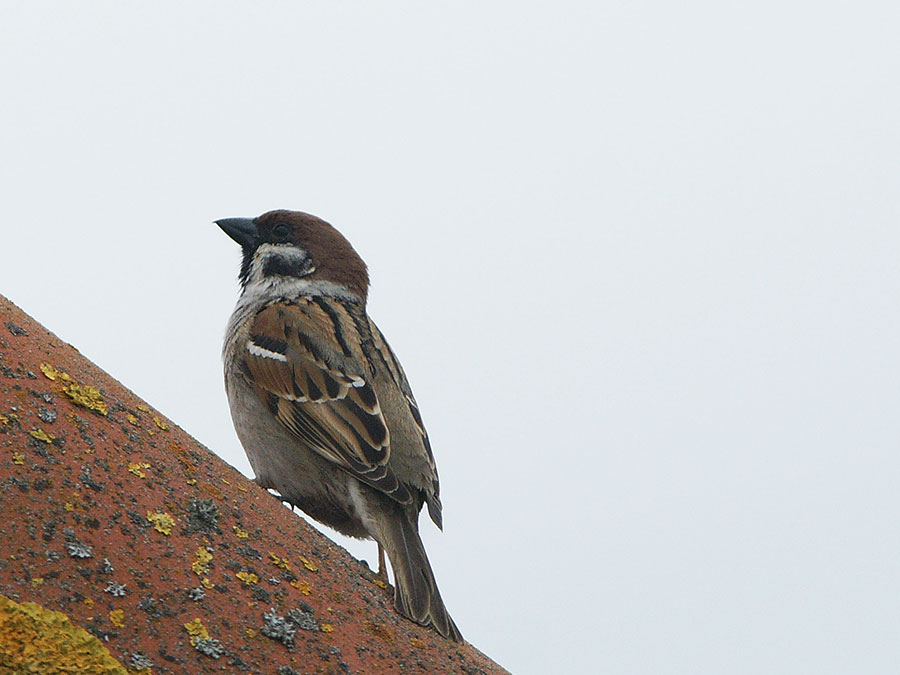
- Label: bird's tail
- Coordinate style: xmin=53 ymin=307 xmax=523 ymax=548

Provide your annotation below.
xmin=379 ymin=508 xmax=463 ymax=642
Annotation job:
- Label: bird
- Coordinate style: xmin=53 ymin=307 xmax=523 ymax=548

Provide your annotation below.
xmin=217 ymin=209 xmax=462 ymax=642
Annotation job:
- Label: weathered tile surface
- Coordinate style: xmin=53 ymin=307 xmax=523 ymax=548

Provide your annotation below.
xmin=0 ymin=294 xmax=504 ymax=674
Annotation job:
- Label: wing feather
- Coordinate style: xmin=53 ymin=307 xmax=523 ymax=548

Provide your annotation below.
xmin=242 ymin=300 xmax=409 ymax=504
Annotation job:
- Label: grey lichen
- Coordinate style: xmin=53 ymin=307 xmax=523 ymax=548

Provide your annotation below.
xmin=66 ymin=540 xmax=93 ymax=558
xmin=261 ymin=604 xmax=322 ymax=649
xmin=5 ymin=321 xmax=27 ymax=336
xmin=129 ymin=652 xmax=154 ymax=669
xmin=104 ymin=581 xmax=127 ymax=597
xmin=261 ymin=608 xmax=297 ymax=647
xmin=80 ymin=464 xmax=104 ymax=491
xmin=194 ymin=637 xmax=225 ymax=659
xmin=63 ymin=527 xmax=93 ymax=558
xmin=188 ymin=587 xmax=206 ymax=602
xmin=285 ymin=607 xmax=319 ymax=632
xmin=38 ymin=406 xmax=57 ymax=423
xmin=183 ymin=498 xmax=221 ymax=535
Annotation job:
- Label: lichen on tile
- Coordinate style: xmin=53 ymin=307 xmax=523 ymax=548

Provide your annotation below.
xmin=289 ymin=580 xmax=311 ymax=595
xmin=29 ymin=428 xmax=55 ymax=444
xmin=191 ymin=547 xmax=213 ymax=576
xmin=40 ymin=363 xmax=108 ymax=415
xmin=0 ymin=596 xmax=128 ymax=673
xmin=108 ymin=609 xmax=125 ymax=628
xmin=298 ymin=556 xmax=318 ymax=572
xmin=236 ymin=571 xmax=259 ymax=586
xmin=183 ymin=617 xmax=224 ymax=658
xmin=269 ymin=553 xmax=290 ymax=570
xmin=146 ymin=511 xmax=175 ymax=535
xmin=127 ymin=462 xmax=151 ymax=478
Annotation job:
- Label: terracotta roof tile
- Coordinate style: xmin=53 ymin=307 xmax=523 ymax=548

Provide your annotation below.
xmin=0 ymin=294 xmax=506 ymax=674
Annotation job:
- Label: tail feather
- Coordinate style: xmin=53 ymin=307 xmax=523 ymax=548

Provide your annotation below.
xmin=380 ymin=509 xmax=463 ymax=642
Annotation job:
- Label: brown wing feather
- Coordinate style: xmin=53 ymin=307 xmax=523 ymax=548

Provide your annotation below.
xmin=367 ymin=317 xmax=443 ymax=527
xmin=242 ymin=301 xmax=410 ymax=504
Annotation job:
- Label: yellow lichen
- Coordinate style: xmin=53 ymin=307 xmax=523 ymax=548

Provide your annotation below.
xmin=191 ymin=548 xmax=213 ymax=576
xmin=108 ymin=609 xmax=125 ymax=628
xmin=127 ymin=462 xmax=151 ymax=478
xmin=40 ymin=364 xmax=107 ymax=415
xmin=183 ymin=617 xmax=209 ymax=645
xmin=320 ymin=623 xmax=334 ymax=633
xmin=235 ymin=483 xmax=248 ymax=493
xmin=232 ymin=525 xmax=249 ymax=539
xmin=235 ymin=572 xmax=258 ymax=586
xmin=29 ymin=429 xmax=55 ymax=444
xmin=269 ymin=553 xmax=290 ymax=570
xmin=410 ymin=637 xmax=427 ymax=648
xmin=152 ymin=416 xmax=168 ymax=431
xmin=299 ymin=555 xmax=318 ymax=572
xmin=244 ymin=628 xmax=257 ymax=639
xmin=39 ymin=363 xmax=62 ymax=381
xmin=201 ymin=577 xmax=214 ymax=590
xmin=374 ymin=579 xmax=388 ymax=589
xmin=12 ymin=452 xmax=24 ymax=465
xmin=83 ymin=598 xmax=94 ymax=608
xmin=146 ymin=511 xmax=175 ymax=535
xmin=126 ymin=414 xmax=138 ymax=426
xmin=290 ymin=580 xmax=311 ymax=595
xmin=64 ymin=493 xmax=82 ymax=512
xmin=0 ymin=413 xmax=9 ymax=426
xmin=186 ymin=478 xmax=197 ymax=485
xmin=136 ymin=404 xmax=150 ymax=413
xmin=30 ymin=578 xmax=43 ymax=588
xmin=65 ymin=384 xmax=107 ymax=415
xmin=0 ymin=595 xmax=128 ymax=673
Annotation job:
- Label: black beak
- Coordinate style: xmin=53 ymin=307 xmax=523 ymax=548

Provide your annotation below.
xmin=216 ymin=218 xmax=258 ymax=248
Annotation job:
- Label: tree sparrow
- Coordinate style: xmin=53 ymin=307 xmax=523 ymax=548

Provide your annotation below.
xmin=217 ymin=210 xmax=462 ymax=641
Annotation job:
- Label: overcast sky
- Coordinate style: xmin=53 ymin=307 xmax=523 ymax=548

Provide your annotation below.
xmin=2 ymin=3 xmax=899 ymax=673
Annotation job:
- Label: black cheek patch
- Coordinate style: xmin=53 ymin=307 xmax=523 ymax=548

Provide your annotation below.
xmin=263 ymin=255 xmax=311 ymax=278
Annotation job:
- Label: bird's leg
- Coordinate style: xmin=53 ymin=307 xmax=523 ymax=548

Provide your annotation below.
xmin=376 ymin=542 xmax=389 ymax=586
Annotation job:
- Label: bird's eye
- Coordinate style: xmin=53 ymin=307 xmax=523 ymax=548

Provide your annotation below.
xmin=272 ymin=223 xmax=290 ymax=240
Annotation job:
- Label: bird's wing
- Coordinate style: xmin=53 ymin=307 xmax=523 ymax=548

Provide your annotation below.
xmin=367 ymin=319 xmax=444 ymax=527
xmin=239 ymin=300 xmax=411 ymax=504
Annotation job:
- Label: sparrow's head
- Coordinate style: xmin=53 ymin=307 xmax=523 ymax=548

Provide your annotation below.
xmin=217 ymin=210 xmax=369 ymax=302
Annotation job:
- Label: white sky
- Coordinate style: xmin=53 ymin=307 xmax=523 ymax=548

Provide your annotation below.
xmin=2 ymin=3 xmax=899 ymax=673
